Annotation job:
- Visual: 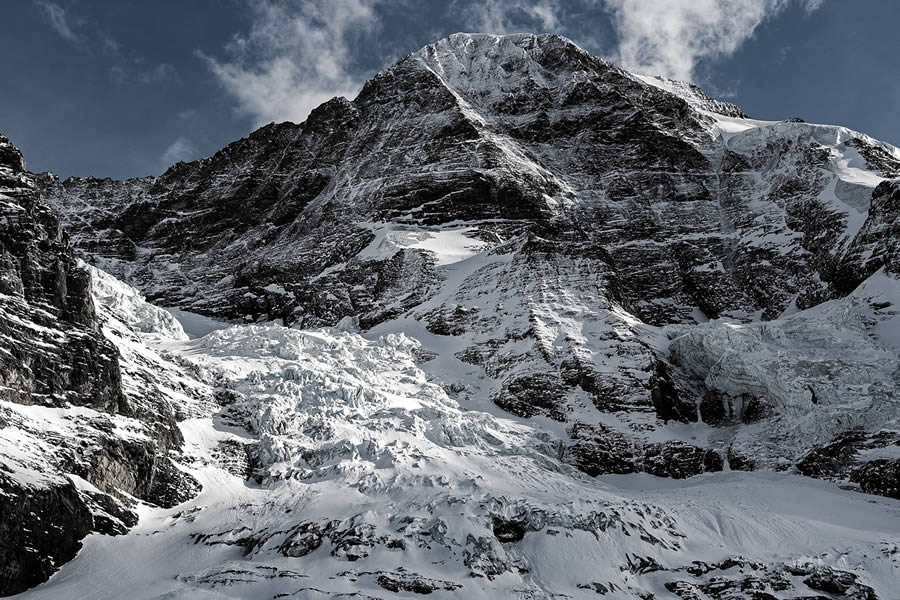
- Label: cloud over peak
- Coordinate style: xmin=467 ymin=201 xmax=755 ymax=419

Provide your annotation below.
xmin=604 ymin=0 xmax=826 ymax=81
xmin=161 ymin=136 xmax=197 ymax=167
xmin=199 ymin=0 xmax=378 ymax=128
xmin=199 ymin=0 xmax=827 ymax=128
xmin=460 ymin=0 xmax=564 ymax=34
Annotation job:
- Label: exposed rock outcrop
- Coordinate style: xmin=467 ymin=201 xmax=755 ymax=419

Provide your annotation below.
xmin=0 ymin=134 xmax=202 ymax=595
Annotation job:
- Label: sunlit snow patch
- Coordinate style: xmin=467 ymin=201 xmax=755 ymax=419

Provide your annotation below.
xmin=357 ymin=222 xmax=488 ymax=266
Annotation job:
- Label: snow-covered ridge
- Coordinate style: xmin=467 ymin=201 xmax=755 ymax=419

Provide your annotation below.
xmin=634 ymin=73 xmax=748 ymax=118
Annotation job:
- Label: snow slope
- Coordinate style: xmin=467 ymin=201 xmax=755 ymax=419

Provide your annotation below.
xmin=357 ymin=223 xmax=489 ymax=266
xmin=13 ymin=267 xmax=900 ymax=600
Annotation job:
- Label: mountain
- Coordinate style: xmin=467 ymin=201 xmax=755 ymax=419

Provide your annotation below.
xmin=2 ymin=33 xmax=899 ymax=598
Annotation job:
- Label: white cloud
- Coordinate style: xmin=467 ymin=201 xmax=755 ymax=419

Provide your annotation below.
xmin=199 ymin=0 xmax=378 ymax=128
xmin=460 ymin=0 xmax=563 ymax=33
xmin=198 ymin=0 xmax=826 ymax=125
xmin=36 ymin=1 xmax=78 ymax=41
xmin=161 ymin=137 xmax=197 ymax=166
xmin=137 ymin=63 xmax=177 ymax=85
xmin=102 ymin=37 xmax=121 ymax=54
xmin=801 ymin=0 xmax=825 ymax=13
xmin=108 ymin=60 xmax=178 ymax=86
xmin=603 ymin=0 xmax=826 ymax=81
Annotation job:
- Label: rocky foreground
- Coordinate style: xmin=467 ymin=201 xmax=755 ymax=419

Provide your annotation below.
xmin=1 ymin=33 xmax=899 ymax=598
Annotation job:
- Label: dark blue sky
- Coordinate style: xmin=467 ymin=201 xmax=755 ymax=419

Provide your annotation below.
xmin=2 ymin=0 xmax=898 ymax=179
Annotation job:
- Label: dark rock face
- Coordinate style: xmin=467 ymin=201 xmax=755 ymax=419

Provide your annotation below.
xmin=0 ymin=134 xmax=123 ymax=412
xmin=492 ymin=516 xmax=527 ymax=543
xmin=796 ymin=429 xmax=874 ymax=480
xmin=0 ymin=133 xmax=199 ymax=595
xmin=0 ymin=475 xmax=93 ymax=596
xmin=278 ymin=522 xmax=327 ymax=558
xmin=0 ymin=133 xmax=129 ymax=594
xmin=565 ymin=423 xmax=638 ymax=476
xmin=834 ymin=179 xmax=900 ymax=292
xmin=562 ymin=424 xmax=725 ymax=478
xmin=789 ymin=563 xmax=878 ymax=600
xmin=662 ymin=559 xmax=878 ymax=600
xmin=797 ymin=430 xmax=900 ymax=499
xmin=375 ymin=571 xmax=462 ymax=594
xmin=80 ymin=436 xmax=200 ymax=509
xmin=272 ymin=518 xmax=379 ymax=562
xmin=644 ymin=442 xmax=723 ymax=479
xmin=699 ymin=390 xmax=770 ymax=426
xmin=852 ymin=459 xmax=900 ymax=499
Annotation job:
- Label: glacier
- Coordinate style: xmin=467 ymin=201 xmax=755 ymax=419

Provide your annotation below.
xmin=12 ymin=265 xmax=899 ymax=599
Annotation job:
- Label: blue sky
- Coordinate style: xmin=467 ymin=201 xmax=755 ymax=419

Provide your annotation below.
xmin=2 ymin=0 xmax=898 ymax=179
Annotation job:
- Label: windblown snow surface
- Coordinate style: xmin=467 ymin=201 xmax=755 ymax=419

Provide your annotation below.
xmin=12 ymin=258 xmax=900 ymax=600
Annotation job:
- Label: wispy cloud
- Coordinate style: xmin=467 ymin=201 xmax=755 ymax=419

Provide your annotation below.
xmin=199 ymin=0 xmax=825 ymax=126
xmin=801 ymin=0 xmax=825 ymax=13
xmin=102 ymin=37 xmax=121 ymax=54
xmin=451 ymin=0 xmax=616 ymax=56
xmin=137 ymin=63 xmax=178 ymax=85
xmin=36 ymin=1 xmax=78 ymax=41
xmin=199 ymin=0 xmax=379 ymax=128
xmin=603 ymin=0 xmax=827 ymax=81
xmin=161 ymin=137 xmax=197 ymax=166
xmin=109 ymin=60 xmax=178 ymax=86
xmin=454 ymin=0 xmax=826 ymax=82
xmin=459 ymin=0 xmax=563 ymax=33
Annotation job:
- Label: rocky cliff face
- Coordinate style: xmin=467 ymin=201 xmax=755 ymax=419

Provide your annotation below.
xmin=41 ymin=34 xmax=900 ymax=325
xmin=0 ymin=134 xmax=122 ymax=411
xmin=0 ymin=134 xmax=202 ymax=595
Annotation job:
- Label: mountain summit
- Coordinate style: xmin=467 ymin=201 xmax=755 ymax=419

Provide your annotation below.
xmin=2 ymin=33 xmax=900 ymax=598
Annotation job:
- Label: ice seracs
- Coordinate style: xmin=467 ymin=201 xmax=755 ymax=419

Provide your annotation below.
xmin=16 ymin=265 xmax=900 ymax=599
xmin=669 ymin=269 xmax=900 ymax=462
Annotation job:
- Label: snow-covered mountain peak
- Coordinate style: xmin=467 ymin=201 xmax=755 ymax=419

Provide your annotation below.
xmin=413 ymin=31 xmax=595 ymax=72
xmin=407 ymin=32 xmax=678 ymax=117
xmin=6 ymin=34 xmax=900 ymax=597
